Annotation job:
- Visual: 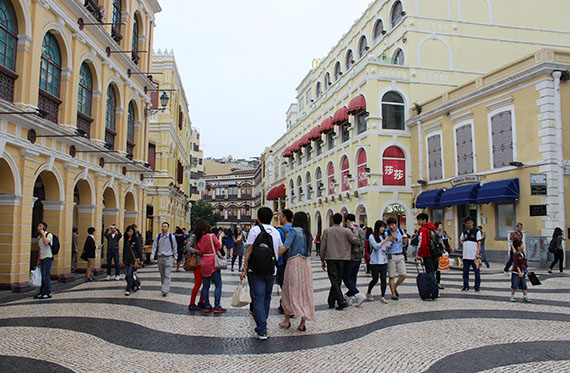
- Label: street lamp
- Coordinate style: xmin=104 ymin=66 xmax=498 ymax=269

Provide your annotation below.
xmin=145 ymin=91 xmax=170 ymax=117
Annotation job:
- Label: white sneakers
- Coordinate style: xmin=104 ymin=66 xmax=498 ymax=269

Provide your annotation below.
xmin=354 ymin=293 xmax=366 ymax=307
xmin=106 ymin=275 xmax=111 ymax=280
xmin=115 ymin=275 xmax=120 ymax=281
xmin=344 ymin=294 xmax=353 ymax=306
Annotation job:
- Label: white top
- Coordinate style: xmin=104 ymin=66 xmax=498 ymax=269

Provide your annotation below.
xmin=246 ymin=224 xmax=283 ymax=275
xmin=368 ymin=234 xmax=390 ymax=265
xmin=38 ymin=233 xmax=53 ymax=260
xmin=460 ymin=230 xmax=482 ymax=260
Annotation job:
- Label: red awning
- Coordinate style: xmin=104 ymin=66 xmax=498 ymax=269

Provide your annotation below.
xmin=300 ymin=133 xmax=311 ymax=147
xmin=291 ymin=140 xmax=303 ymax=153
xmin=308 ymin=125 xmax=322 ymax=141
xmin=332 ymin=106 xmax=349 ymax=125
xmin=267 ymin=184 xmax=286 ymax=200
xmin=283 ymin=145 xmax=293 ymax=157
xmin=348 ymin=94 xmax=366 ymax=114
xmin=319 ymin=117 xmax=334 ymax=134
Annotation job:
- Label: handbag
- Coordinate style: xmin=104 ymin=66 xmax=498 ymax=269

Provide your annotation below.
xmin=128 ymin=242 xmax=143 ymax=270
xmin=29 ymin=267 xmax=42 ymax=287
xmin=528 ymin=271 xmax=541 ymax=286
xmin=210 ymin=234 xmax=228 ymax=270
xmin=80 ymin=251 xmax=88 ymax=261
xmin=231 ymin=278 xmax=252 ymax=307
xmin=183 ymin=253 xmax=199 ymax=271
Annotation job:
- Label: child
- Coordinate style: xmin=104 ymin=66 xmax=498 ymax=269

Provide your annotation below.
xmin=510 ymin=240 xmax=532 ymax=303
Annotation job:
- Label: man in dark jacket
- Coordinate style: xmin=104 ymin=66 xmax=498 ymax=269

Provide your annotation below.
xmin=83 ymin=227 xmax=97 ymax=282
xmin=104 ymin=225 xmax=122 ymax=280
xmin=417 ymin=213 xmax=438 ymax=274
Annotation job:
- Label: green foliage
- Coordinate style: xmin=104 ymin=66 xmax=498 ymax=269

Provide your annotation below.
xmin=190 ymin=200 xmax=221 ymax=228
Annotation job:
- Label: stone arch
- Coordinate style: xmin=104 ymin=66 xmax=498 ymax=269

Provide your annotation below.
xmin=41 ymin=25 xmax=73 ymax=70
xmin=74 ymin=179 xmax=93 ymax=206
xmin=0 ymin=151 xmax=21 ymax=195
xmin=0 ymin=158 xmax=15 ymax=194
xmin=355 ymin=204 xmax=368 ymax=227
xmin=314 ymin=210 xmax=323 ymax=236
xmin=102 ymin=184 xmax=118 ymax=209
xmin=380 ymin=200 xmax=412 ymax=230
xmin=72 ymin=172 xmax=96 ymax=205
xmin=124 ymin=191 xmax=136 ymax=211
xmin=78 ymin=56 xmax=102 ymax=93
xmin=417 ymin=34 xmax=453 ymax=70
xmin=10 ymin=0 xmax=32 ymax=38
xmin=325 ymin=208 xmax=335 ymax=227
xmin=33 ymin=164 xmax=64 ymax=201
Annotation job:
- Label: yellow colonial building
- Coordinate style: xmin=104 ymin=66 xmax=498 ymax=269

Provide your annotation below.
xmin=0 ymin=0 xmax=161 ymax=291
xmin=262 ymin=0 xmax=570 ymax=237
xmin=146 ymin=49 xmax=204 ymax=241
xmin=410 ymin=49 xmax=569 ymax=267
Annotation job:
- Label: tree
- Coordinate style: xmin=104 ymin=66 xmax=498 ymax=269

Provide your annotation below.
xmin=190 ymin=200 xmax=221 ymax=228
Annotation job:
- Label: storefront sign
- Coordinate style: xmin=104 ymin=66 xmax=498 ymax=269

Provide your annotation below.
xmin=450 ymin=175 xmax=480 ymax=187
xmin=530 ymin=174 xmax=547 ymax=185
xmin=382 ymin=160 xmax=405 ymax=186
xmin=531 ymin=185 xmax=547 ymax=195
xmin=529 ymin=205 xmax=547 ymax=216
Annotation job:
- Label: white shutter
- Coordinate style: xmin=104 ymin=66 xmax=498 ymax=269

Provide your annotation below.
xmin=491 ymin=111 xmax=513 ymax=168
xmin=428 ymin=135 xmax=443 ymax=180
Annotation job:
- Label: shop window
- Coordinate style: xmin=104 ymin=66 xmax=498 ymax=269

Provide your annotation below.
xmin=381 ymin=91 xmax=405 ymax=130
xmin=491 ymin=111 xmax=514 ymax=168
xmin=431 ymin=208 xmax=444 ymax=225
xmin=496 ymin=203 xmax=515 ymax=239
xmin=427 ymin=135 xmax=443 ymax=180
xmin=456 ymin=123 xmax=474 ymax=175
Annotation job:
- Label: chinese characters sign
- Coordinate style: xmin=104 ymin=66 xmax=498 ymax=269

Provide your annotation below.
xmin=383 ymin=146 xmax=406 ymax=186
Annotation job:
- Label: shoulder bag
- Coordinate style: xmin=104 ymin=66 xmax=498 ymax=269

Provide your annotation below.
xmin=210 ymin=234 xmax=228 ymax=270
xmin=128 ymin=242 xmax=143 ymax=269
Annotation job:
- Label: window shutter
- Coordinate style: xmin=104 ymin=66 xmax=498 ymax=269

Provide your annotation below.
xmin=428 ymin=135 xmax=442 ymax=180
xmin=148 ymin=143 xmax=156 ymax=170
xmin=491 ymin=111 xmax=513 ymax=168
xmin=456 ymin=124 xmax=473 ymax=175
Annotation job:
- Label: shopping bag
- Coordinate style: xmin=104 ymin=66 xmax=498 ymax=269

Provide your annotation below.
xmin=528 ymin=272 xmax=541 ymax=286
xmin=29 ymin=267 xmax=42 ymax=287
xmin=231 ymin=278 xmax=252 ymax=307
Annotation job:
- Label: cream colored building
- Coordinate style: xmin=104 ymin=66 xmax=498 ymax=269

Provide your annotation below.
xmin=146 ymin=49 xmax=203 ymax=239
xmin=262 ymin=0 xmax=570 ymax=238
xmin=409 ymin=49 xmax=569 ymax=267
xmin=0 ymin=0 xmax=161 ymax=291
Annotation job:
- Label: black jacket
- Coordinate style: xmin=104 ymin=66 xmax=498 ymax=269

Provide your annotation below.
xmin=123 ymin=237 xmax=142 ymax=266
xmin=104 ymin=229 xmax=122 ymax=250
xmin=83 ymin=236 xmax=96 ymax=259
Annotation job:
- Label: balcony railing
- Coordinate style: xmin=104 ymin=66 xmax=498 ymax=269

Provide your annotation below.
xmin=38 ymin=89 xmax=61 ymax=124
xmin=77 ymin=112 xmax=93 ymax=138
xmin=84 ymin=0 xmax=103 ymax=22
xmin=0 ymin=66 xmax=17 ymax=103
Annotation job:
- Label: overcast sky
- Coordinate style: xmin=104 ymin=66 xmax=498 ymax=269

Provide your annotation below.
xmin=153 ymin=0 xmax=370 ymax=159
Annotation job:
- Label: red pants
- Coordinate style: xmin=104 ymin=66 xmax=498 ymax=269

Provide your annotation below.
xmin=190 ymin=267 xmax=204 ymax=305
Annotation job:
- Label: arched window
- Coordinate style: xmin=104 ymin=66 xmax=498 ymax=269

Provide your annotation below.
xmin=0 ymin=0 xmax=17 ymax=71
xmin=38 ymin=32 xmax=62 ymax=123
xmin=127 ymin=101 xmax=136 ymax=156
xmin=297 ymin=175 xmax=303 ymax=200
xmin=275 ymin=163 xmax=279 ymax=181
xmin=356 ymin=149 xmax=368 ymax=188
xmin=381 ymin=91 xmax=405 ymax=130
xmin=334 ymin=61 xmax=341 ymax=81
xmin=112 ymin=0 xmax=122 ymax=43
xmin=315 ymin=167 xmax=323 ymax=197
xmin=316 ymin=81 xmax=322 ymax=98
xmin=392 ymin=48 xmax=404 ymax=65
xmin=305 ymin=171 xmax=312 ymax=199
xmin=289 ymin=179 xmax=295 ymax=203
xmin=324 ymin=72 xmax=331 ymax=88
xmin=358 ymin=35 xmax=368 ymax=59
xmin=382 ymin=146 xmax=406 ymax=186
xmin=373 ymin=19 xmax=384 ymax=40
xmin=391 ymin=1 xmax=403 ymax=29
xmin=340 ymin=156 xmax=350 ymax=192
xmin=327 ymin=163 xmax=335 ymax=195
xmin=345 ymin=49 xmax=354 ymax=71
xmin=77 ymin=62 xmax=93 ymax=137
xmin=132 ymin=14 xmax=140 ymax=64
xmin=105 ymin=85 xmax=117 ymax=149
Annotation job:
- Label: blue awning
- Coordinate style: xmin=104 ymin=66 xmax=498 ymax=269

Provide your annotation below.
xmin=477 ymin=178 xmax=520 ymax=204
xmin=439 ymin=183 xmax=480 ymax=206
xmin=416 ymin=189 xmax=444 ymax=209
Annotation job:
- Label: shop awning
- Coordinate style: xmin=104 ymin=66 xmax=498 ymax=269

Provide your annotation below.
xmin=439 ymin=183 xmax=480 ymax=206
xmin=308 ymin=125 xmax=322 ymax=141
xmin=477 ymin=178 xmax=520 ymax=204
xmin=291 ymin=140 xmax=302 ymax=153
xmin=319 ymin=117 xmax=334 ymax=133
xmin=299 ymin=133 xmax=311 ymax=147
xmin=348 ymin=94 xmax=366 ymax=114
xmin=416 ymin=189 xmax=444 ymax=209
xmin=332 ymin=106 xmax=349 ymax=125
xmin=282 ymin=145 xmax=293 ymax=158
xmin=267 ymin=184 xmax=286 ymax=200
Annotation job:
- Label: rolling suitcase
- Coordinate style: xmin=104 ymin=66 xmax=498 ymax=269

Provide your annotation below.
xmin=416 ymin=262 xmax=439 ymax=300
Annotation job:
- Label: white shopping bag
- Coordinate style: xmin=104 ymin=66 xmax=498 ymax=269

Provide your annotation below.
xmin=231 ymin=278 xmax=252 ymax=307
xmin=29 ymin=267 xmax=42 ymax=287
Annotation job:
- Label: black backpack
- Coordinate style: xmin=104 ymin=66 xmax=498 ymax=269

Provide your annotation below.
xmin=49 ymin=233 xmax=60 ymax=255
xmin=249 ymin=225 xmax=277 ymax=275
xmin=548 ymin=238 xmax=558 ymax=253
xmin=428 ymin=229 xmax=444 ymax=258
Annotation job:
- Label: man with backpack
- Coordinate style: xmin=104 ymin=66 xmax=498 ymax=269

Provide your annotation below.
xmin=342 ymin=214 xmax=367 ymax=307
xmin=34 ymin=222 xmax=57 ymax=299
xmin=276 ymin=209 xmax=293 ymax=313
xmin=416 ymin=213 xmax=439 ymax=274
xmin=384 ymin=217 xmax=408 ymax=300
xmin=241 ymin=207 xmax=282 ymax=340
xmin=150 ymin=222 xmax=177 ymax=296
xmin=460 ymin=216 xmax=482 ymax=291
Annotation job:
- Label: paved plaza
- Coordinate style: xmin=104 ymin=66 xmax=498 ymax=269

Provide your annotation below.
xmin=0 ymin=259 xmax=569 ymax=372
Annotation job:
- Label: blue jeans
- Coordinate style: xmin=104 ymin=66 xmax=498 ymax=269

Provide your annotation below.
xmin=125 ymin=263 xmax=135 ymax=292
xmin=247 ymin=272 xmax=275 ymax=336
xmin=480 ymin=244 xmax=489 ymax=267
xmin=202 ymin=270 xmax=222 ymax=308
xmin=107 ymin=249 xmax=120 ymax=276
xmin=343 ymin=259 xmax=361 ymax=296
xmin=40 ymin=257 xmax=53 ymax=295
xmin=463 ymin=259 xmax=481 ymax=289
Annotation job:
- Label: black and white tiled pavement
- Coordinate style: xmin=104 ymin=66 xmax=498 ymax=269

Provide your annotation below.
xmin=0 ymin=259 xmax=569 ymax=372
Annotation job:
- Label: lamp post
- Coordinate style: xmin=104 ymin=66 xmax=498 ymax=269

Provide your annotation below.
xmin=145 ymin=91 xmax=170 ymax=117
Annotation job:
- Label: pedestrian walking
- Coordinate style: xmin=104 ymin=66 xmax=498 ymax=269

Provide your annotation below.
xmin=83 ymin=227 xmax=97 ymax=282
xmin=185 ymin=232 xmax=205 ymax=311
xmin=504 ymin=223 xmax=523 ymax=276
xmin=434 ymin=222 xmax=446 ymax=289
xmin=548 ymin=227 xmax=565 ymax=274
xmin=410 ymin=230 xmax=419 ymax=257
xmin=232 ymin=227 xmax=245 ymax=272
xmin=150 ymin=222 xmax=177 ymax=296
xmin=364 ymin=227 xmax=373 ymax=275
xmin=478 ymin=225 xmax=490 ymax=268
xmin=276 ymin=209 xmax=293 ymax=314
xmin=278 ymin=211 xmax=315 ymax=331
xmin=416 ymin=213 xmax=438 ymax=274
xmin=241 ymin=207 xmax=282 ymax=340
xmin=195 ymin=221 xmax=226 ymax=313
xmin=314 ymin=231 xmax=321 ymax=256
xmin=384 ymin=217 xmax=408 ymax=300
xmin=104 ymin=224 xmax=122 ymax=280
xmin=34 ymin=222 xmax=54 ymax=299
xmin=342 ymin=214 xmax=367 ymax=307
xmin=123 ymin=225 xmax=142 ymax=296
xmin=319 ymin=213 xmax=360 ymax=310
xmin=442 ymin=231 xmax=451 ymax=252
xmin=366 ymin=220 xmax=391 ymax=304
xmin=509 ymin=240 xmax=532 ymax=302
xmin=175 ymin=227 xmax=185 ymax=272
xmin=460 ymin=216 xmax=482 ymax=291
xmin=71 ymin=227 xmax=78 ymax=272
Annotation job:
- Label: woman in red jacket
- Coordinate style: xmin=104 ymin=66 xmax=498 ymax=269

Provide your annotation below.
xmin=194 ymin=221 xmax=226 ymax=313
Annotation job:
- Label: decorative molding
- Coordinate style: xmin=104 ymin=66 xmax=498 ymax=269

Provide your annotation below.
xmin=0 ymin=194 xmax=21 ymax=206
xmin=77 ymin=205 xmax=96 ymax=214
xmin=42 ymin=200 xmax=65 ymax=211
xmin=486 ymin=96 xmax=514 ymax=111
xmin=125 ymin=210 xmax=138 ymax=218
xmin=103 ymin=208 xmax=120 ymax=216
xmin=451 ymin=110 xmax=473 ymax=123
xmin=423 ymin=122 xmax=442 ymax=133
